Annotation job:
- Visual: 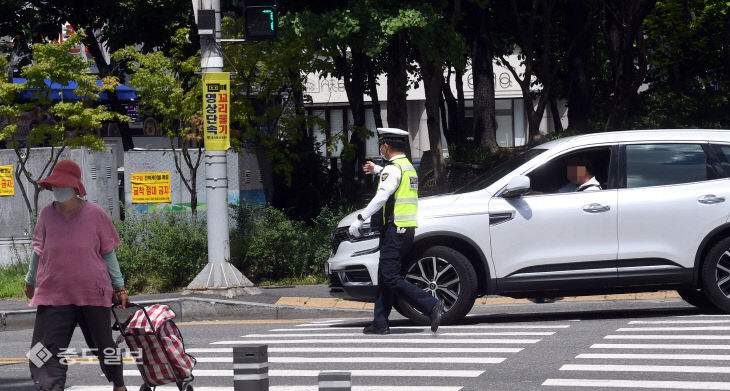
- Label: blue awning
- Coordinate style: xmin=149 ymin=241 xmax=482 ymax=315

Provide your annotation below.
xmin=14 ymin=78 xmax=137 ymax=101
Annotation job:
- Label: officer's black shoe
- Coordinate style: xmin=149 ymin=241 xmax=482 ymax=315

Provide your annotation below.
xmin=430 ymin=299 xmax=445 ymax=332
xmin=363 ymin=324 xmax=390 ymax=335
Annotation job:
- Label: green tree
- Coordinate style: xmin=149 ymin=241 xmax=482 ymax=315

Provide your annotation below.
xmin=112 ymin=29 xmax=204 ymax=222
xmin=0 ymin=31 xmax=126 ymax=221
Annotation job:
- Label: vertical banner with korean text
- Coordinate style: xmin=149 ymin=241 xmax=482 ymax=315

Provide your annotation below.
xmin=203 ymin=72 xmax=231 ymax=151
xmin=131 ymin=172 xmax=171 ymax=204
xmin=0 ymin=165 xmax=14 ymax=196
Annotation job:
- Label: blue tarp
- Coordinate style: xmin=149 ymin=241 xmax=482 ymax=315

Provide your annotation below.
xmin=13 ymin=78 xmax=137 ymax=101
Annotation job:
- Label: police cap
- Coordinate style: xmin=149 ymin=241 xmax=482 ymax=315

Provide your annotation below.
xmin=377 ymin=128 xmax=409 ymax=149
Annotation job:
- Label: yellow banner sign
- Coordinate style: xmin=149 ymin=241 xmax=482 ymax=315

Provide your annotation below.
xmin=131 ymin=172 xmax=171 ymax=204
xmin=0 ymin=165 xmax=13 ymax=196
xmin=203 ymin=72 xmax=231 ymax=151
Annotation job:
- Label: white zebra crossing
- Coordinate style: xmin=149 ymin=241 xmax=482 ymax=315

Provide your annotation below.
xmin=190 ymin=318 xmax=569 ymax=389
xmin=543 ymin=314 xmax=730 ymax=389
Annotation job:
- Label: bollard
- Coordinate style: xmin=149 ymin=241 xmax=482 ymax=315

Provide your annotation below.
xmin=233 ymin=345 xmax=268 ymax=391
xmin=318 ymin=371 xmax=351 ymax=391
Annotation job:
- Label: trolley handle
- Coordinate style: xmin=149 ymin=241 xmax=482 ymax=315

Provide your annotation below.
xmin=111 ymin=303 xmax=156 ymax=333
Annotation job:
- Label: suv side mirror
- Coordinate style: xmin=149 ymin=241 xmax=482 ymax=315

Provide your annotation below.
xmin=501 ymin=175 xmax=531 ymax=198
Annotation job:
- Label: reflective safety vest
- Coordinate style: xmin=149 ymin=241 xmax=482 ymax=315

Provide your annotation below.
xmin=382 ymin=157 xmax=418 ymax=227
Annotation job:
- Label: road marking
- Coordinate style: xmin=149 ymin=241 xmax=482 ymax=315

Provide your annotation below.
xmin=577 ymin=353 xmax=730 ymax=361
xmin=560 ymin=364 xmax=730 ymax=374
xmin=543 ymin=379 xmax=730 ymax=389
xmin=274 ymin=325 xmax=569 ymax=331
xmin=629 ymin=319 xmax=730 ymax=324
xmin=187 ymin=347 xmax=523 ymax=353
xmin=591 ymin=343 xmax=730 ymax=350
xmin=68 ymin=386 xmax=462 ymax=391
xmin=243 ymin=332 xmax=555 ymax=337
xmin=195 ymin=356 xmax=505 ymax=364
xmin=123 ymin=369 xmax=484 ymax=377
xmin=211 ymin=338 xmax=540 ymax=345
xmin=177 ymin=320 xmax=312 ymax=326
xmin=606 ymin=334 xmax=730 ymax=340
xmin=617 ymin=326 xmax=730 ymax=331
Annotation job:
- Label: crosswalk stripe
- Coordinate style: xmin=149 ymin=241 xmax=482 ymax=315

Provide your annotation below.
xmin=617 ymin=326 xmax=730 ymax=331
xmin=193 ymin=356 xmax=504 ymax=364
xmin=122 ymin=369 xmax=484 ymax=377
xmin=560 ymin=364 xmax=730 ymax=374
xmin=542 ymin=379 xmax=730 ymax=389
xmin=211 ymin=338 xmax=540 ymax=345
xmin=577 ymin=353 xmax=730 ymax=361
xmin=629 ymin=319 xmax=730 ymax=324
xmin=243 ymin=332 xmax=554 ymax=337
xmin=68 ymin=386 xmax=463 ymax=391
xmin=591 ymin=343 xmax=730 ymax=350
xmin=605 ymin=334 xmax=730 ymax=340
xmin=188 ymin=347 xmax=523 ymax=353
xmin=272 ymin=325 xmax=569 ymax=331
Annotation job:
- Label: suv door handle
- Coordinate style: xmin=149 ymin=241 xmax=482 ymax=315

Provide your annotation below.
xmin=583 ymin=203 xmax=610 ymax=213
xmin=698 ymin=194 xmax=726 ymax=204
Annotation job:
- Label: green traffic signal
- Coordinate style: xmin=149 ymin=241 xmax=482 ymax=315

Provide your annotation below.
xmin=244 ymin=6 xmax=278 ymax=40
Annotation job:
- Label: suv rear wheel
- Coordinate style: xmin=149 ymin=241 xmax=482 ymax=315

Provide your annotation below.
xmin=700 ymin=237 xmax=730 ymax=313
xmin=395 ymin=245 xmax=478 ymax=325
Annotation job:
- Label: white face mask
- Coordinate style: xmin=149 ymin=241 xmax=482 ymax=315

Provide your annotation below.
xmin=52 ymin=186 xmax=76 ymax=203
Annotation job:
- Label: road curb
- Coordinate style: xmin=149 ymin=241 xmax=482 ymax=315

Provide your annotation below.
xmin=0 ymin=297 xmax=372 ymax=332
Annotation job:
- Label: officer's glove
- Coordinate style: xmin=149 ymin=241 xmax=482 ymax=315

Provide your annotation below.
xmin=348 ymin=219 xmax=364 ymax=238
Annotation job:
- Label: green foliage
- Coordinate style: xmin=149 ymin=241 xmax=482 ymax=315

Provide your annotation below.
xmin=115 ymin=212 xmax=208 ymax=294
xmin=230 ymin=203 xmax=354 ymax=282
xmin=0 ymin=263 xmax=27 ymax=299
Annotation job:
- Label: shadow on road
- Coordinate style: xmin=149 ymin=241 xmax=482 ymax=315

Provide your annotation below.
xmin=0 ymin=377 xmax=35 ymax=391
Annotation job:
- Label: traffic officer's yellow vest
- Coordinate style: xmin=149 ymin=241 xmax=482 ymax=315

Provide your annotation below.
xmin=382 ymin=157 xmax=418 ymax=227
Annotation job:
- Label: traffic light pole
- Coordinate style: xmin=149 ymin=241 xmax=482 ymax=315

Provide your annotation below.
xmin=185 ymin=0 xmax=259 ymax=297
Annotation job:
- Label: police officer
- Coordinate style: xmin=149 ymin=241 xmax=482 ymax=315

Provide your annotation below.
xmin=349 ymin=128 xmax=445 ymax=335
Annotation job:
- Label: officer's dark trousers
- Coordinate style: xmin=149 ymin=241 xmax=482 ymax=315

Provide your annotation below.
xmin=29 ymin=305 xmax=124 ymax=391
xmin=373 ymin=225 xmax=438 ymax=328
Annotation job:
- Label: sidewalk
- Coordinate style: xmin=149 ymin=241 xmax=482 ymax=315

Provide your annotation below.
xmin=0 ymin=285 xmax=681 ymax=331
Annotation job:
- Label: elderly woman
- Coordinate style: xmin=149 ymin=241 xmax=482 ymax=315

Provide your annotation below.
xmin=24 ymin=159 xmax=128 ymax=391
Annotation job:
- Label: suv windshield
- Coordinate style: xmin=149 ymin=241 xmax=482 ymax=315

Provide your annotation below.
xmin=454 ymin=148 xmax=546 ymax=194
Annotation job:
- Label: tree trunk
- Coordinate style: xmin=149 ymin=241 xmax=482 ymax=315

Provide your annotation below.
xmin=366 ymin=58 xmax=383 ymax=129
xmin=455 ymin=66 xmax=466 ymax=142
xmin=418 ymin=47 xmax=446 ymax=193
xmin=565 ymin=0 xmax=593 ymax=133
xmin=550 ymin=94 xmax=564 ymax=133
xmin=471 ymin=7 xmax=498 ymax=152
xmin=82 ymin=31 xmax=135 ymax=150
xmin=602 ymin=0 xmax=656 ymax=131
xmin=441 ymin=67 xmax=458 ymax=146
xmin=386 ymin=31 xmax=409 ymax=131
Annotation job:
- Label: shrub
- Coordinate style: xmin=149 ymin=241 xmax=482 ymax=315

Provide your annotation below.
xmin=230 ymin=203 xmax=354 ymax=282
xmin=0 ymin=262 xmax=28 ymax=299
xmin=115 ymin=212 xmax=208 ymax=294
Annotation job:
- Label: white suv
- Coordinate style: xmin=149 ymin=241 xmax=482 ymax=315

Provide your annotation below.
xmin=326 ymin=129 xmax=730 ymax=324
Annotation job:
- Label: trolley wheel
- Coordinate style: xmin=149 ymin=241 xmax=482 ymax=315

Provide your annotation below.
xmin=139 ymin=385 xmax=152 ymax=391
xmin=183 ymin=385 xmax=193 ymax=391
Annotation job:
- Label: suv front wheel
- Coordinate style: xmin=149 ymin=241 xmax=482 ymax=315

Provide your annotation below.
xmin=395 ymin=245 xmax=478 ymax=325
xmin=700 ymin=237 xmax=730 ymax=313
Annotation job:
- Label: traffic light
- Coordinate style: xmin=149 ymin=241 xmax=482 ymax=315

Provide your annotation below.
xmin=243 ymin=0 xmax=278 ymax=41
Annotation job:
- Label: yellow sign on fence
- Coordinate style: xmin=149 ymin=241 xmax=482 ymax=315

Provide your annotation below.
xmin=0 ymin=165 xmax=14 ymax=196
xmin=202 ymin=72 xmax=231 ymax=151
xmin=131 ymin=172 xmax=171 ymax=204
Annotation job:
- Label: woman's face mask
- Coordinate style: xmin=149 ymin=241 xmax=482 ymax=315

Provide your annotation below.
xmin=52 ymin=186 xmax=76 ymax=203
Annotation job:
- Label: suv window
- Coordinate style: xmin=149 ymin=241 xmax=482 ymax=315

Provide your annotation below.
xmin=527 ymin=147 xmax=612 ymax=194
xmin=625 ymin=143 xmax=713 ymax=188
xmin=455 ymin=148 xmax=546 ymax=194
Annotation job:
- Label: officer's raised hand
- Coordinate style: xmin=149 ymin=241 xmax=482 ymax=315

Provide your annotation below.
xmin=363 ymin=161 xmax=377 ymax=175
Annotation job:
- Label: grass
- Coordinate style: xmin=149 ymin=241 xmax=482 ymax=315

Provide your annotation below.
xmin=0 ymin=263 xmax=29 ymax=299
xmin=255 ymin=274 xmax=329 ymax=287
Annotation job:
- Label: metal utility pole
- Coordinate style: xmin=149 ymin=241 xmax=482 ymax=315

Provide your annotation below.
xmin=185 ymin=0 xmax=259 ymax=297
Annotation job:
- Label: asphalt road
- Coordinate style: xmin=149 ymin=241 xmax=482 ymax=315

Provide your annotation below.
xmin=3 ymin=297 xmax=729 ymax=391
